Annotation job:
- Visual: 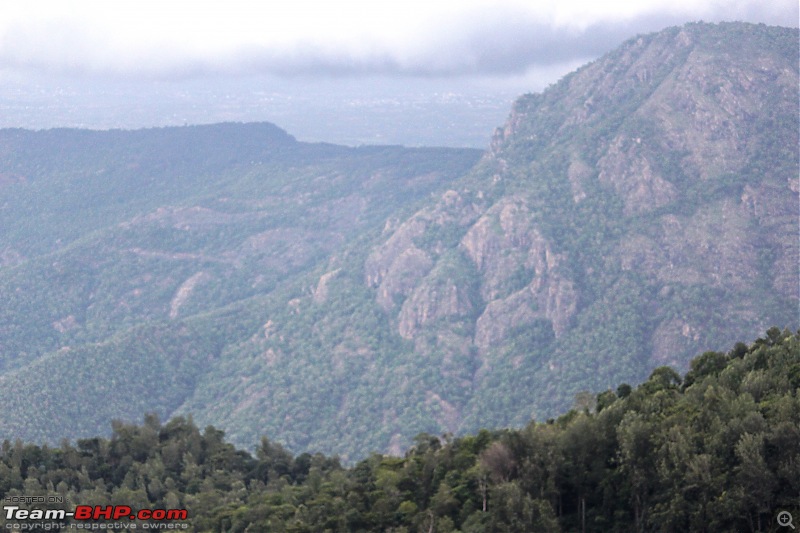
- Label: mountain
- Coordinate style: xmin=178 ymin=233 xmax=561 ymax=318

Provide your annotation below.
xmin=356 ymin=21 xmax=799 ymax=441
xmin=0 ymin=22 xmax=797 ymax=461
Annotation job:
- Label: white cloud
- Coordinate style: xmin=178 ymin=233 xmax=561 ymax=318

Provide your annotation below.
xmin=0 ymin=0 xmax=797 ymax=79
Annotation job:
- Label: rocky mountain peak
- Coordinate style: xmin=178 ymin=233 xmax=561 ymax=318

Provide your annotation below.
xmin=363 ymin=21 xmax=798 ymax=438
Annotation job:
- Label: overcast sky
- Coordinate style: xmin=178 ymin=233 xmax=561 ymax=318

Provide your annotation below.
xmin=0 ymin=0 xmax=797 ymax=141
xmin=3 ymin=0 xmax=796 ymax=81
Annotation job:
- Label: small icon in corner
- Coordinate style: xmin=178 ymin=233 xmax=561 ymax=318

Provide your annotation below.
xmin=778 ymin=511 xmax=795 ymax=529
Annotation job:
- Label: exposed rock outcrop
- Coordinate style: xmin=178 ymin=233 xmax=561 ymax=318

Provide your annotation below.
xmin=365 ymin=190 xmax=484 ymax=313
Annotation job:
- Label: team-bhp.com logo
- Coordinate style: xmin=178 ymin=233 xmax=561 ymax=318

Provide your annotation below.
xmin=4 ymin=504 xmax=189 ymax=529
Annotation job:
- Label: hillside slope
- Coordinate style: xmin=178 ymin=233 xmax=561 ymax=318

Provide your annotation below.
xmin=0 ymin=123 xmax=482 ymax=454
xmin=3 ymin=329 xmax=797 ymax=532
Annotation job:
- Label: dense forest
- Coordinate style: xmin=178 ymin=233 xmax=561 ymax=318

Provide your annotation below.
xmin=2 ymin=328 xmax=797 ymax=532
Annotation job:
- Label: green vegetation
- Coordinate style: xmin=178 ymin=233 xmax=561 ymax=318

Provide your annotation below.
xmin=1 ymin=330 xmax=797 ymax=532
xmin=0 ymin=122 xmax=483 ymax=457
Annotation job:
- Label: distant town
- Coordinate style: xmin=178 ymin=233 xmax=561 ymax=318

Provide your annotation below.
xmin=0 ymin=76 xmax=517 ymax=148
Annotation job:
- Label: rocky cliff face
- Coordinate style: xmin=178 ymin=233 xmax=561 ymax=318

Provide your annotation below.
xmin=363 ymin=22 xmax=799 ymax=431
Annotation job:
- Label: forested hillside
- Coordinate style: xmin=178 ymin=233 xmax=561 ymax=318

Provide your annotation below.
xmin=1 ymin=329 xmax=797 ymax=532
xmin=0 ymin=22 xmax=797 ymax=460
xmin=0 ymin=123 xmax=482 ymax=455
